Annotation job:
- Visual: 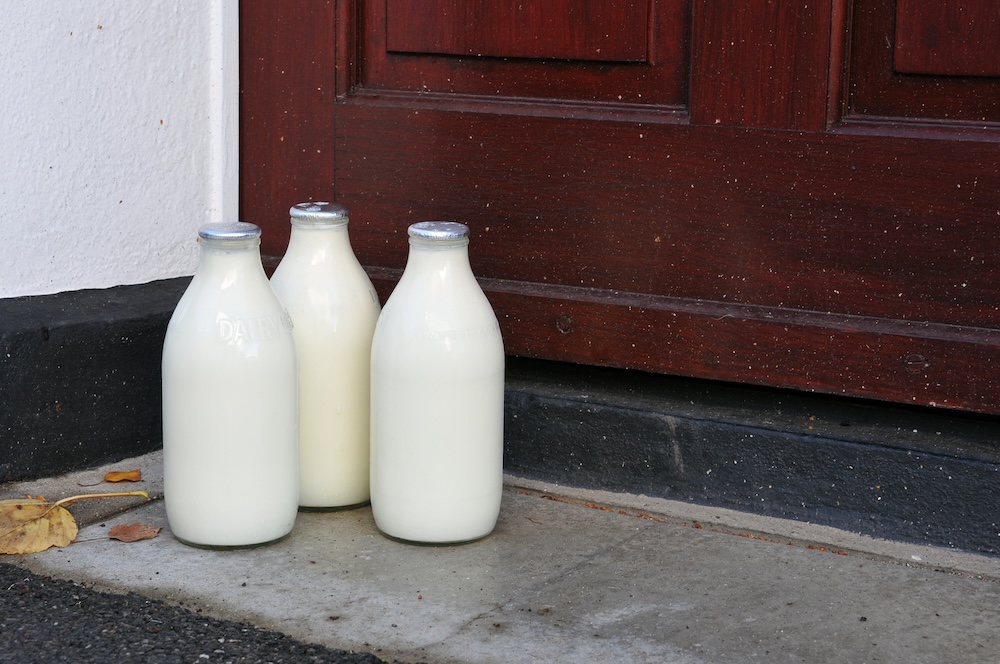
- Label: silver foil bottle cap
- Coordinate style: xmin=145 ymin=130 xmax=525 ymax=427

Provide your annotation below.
xmin=198 ymin=222 xmax=261 ymax=241
xmin=408 ymin=221 xmax=470 ymax=241
xmin=289 ymin=201 xmax=349 ymax=225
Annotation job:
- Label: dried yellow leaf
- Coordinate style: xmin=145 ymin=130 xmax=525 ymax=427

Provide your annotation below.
xmin=0 ymin=491 xmax=150 ymax=555
xmin=103 ymin=469 xmax=142 ymax=483
xmin=0 ymin=498 xmax=78 ymax=554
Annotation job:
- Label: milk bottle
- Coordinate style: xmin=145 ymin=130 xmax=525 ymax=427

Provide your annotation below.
xmin=370 ymin=221 xmax=505 ymax=543
xmin=162 ymin=222 xmax=299 ymax=548
xmin=270 ymin=202 xmax=381 ymax=509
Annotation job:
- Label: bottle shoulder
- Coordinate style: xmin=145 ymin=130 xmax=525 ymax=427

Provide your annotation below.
xmin=272 ymin=250 xmax=372 ymax=287
xmin=375 ymin=278 xmax=501 ymax=345
xmin=383 ymin=270 xmax=494 ymax=315
xmin=167 ymin=269 xmax=288 ymax=328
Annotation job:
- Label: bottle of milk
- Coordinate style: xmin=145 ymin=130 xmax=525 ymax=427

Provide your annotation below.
xmin=162 ymin=222 xmax=299 ymax=548
xmin=270 ymin=202 xmax=381 ymax=509
xmin=370 ymin=221 xmax=505 ymax=543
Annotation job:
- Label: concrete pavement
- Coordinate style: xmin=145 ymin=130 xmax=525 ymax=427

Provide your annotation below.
xmin=4 ymin=450 xmax=1000 ymax=663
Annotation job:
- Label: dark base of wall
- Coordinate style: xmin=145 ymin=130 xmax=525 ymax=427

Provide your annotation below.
xmin=505 ymin=359 xmax=1000 ymax=557
xmin=0 ymin=278 xmax=190 ymax=483
xmin=3 ymin=279 xmax=999 ymax=556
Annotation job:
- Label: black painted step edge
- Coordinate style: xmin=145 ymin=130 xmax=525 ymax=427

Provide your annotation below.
xmin=0 ymin=278 xmax=190 ymax=483
xmin=504 ymin=359 xmax=1000 ymax=557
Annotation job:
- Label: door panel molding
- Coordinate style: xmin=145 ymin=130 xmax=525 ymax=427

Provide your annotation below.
xmin=354 ymin=0 xmax=691 ymax=108
xmin=365 ymin=266 xmax=1000 ymax=413
xmin=385 ymin=0 xmax=650 ymax=62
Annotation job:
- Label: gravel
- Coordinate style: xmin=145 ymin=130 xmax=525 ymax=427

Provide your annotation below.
xmin=0 ymin=562 xmax=401 ymax=664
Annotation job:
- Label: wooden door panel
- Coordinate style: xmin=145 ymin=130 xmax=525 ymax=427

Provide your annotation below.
xmin=241 ymin=0 xmax=1000 ymax=414
xmin=895 ymin=1 xmax=1000 ymax=77
xmin=848 ymin=0 xmax=1000 ymax=122
xmin=240 ymin=2 xmax=337 ymax=258
xmin=386 ymin=0 xmax=649 ymax=62
xmin=334 ymin=100 xmax=1000 ymax=411
xmin=691 ymin=0 xmax=835 ymax=130
xmin=336 ymin=103 xmax=1000 ymax=328
xmin=362 ymin=0 xmax=690 ymax=108
xmin=362 ymin=261 xmax=1000 ymax=413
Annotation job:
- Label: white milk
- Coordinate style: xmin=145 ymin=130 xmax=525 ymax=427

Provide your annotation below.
xmin=370 ymin=221 xmax=505 ymax=543
xmin=270 ymin=202 xmax=381 ymax=508
xmin=162 ymin=222 xmax=299 ymax=548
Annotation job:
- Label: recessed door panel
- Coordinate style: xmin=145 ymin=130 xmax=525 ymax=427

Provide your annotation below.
xmin=386 ymin=0 xmax=649 ymax=62
xmin=848 ymin=0 xmax=1000 ymax=122
xmin=362 ymin=0 xmax=689 ymax=108
xmin=894 ymin=1 xmax=1000 ymax=77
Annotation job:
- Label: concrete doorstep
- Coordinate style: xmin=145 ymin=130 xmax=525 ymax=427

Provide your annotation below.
xmin=3 ymin=451 xmax=1000 ymax=663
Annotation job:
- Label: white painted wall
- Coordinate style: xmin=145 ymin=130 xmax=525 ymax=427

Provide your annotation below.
xmin=0 ymin=2 xmax=237 ymax=298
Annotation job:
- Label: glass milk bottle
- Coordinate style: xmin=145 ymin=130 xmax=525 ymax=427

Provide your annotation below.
xmin=270 ymin=202 xmax=381 ymax=509
xmin=162 ymin=222 xmax=299 ymax=548
xmin=370 ymin=221 xmax=505 ymax=543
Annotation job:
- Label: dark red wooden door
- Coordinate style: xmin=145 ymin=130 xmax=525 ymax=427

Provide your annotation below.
xmin=241 ymin=1 xmax=1000 ymax=414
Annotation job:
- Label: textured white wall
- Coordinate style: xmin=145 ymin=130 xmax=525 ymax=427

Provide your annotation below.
xmin=0 ymin=2 xmax=237 ymax=298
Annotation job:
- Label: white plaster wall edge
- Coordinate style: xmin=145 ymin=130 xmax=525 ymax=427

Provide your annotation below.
xmin=209 ymin=0 xmax=238 ymax=225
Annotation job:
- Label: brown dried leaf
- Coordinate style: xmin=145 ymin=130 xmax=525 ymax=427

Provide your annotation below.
xmin=107 ymin=523 xmax=161 ymax=543
xmin=0 ymin=498 xmax=78 ymax=554
xmin=103 ymin=469 xmax=142 ymax=483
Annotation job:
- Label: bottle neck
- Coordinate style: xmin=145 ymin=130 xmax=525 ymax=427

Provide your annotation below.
xmin=286 ymin=223 xmax=352 ymax=261
xmin=405 ymin=237 xmax=472 ymax=279
xmin=197 ymin=237 xmax=267 ymax=280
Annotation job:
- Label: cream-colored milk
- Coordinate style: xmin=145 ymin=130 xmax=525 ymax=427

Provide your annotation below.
xmin=370 ymin=228 xmax=504 ymax=543
xmin=162 ymin=230 xmax=299 ymax=547
xmin=270 ymin=218 xmax=380 ymax=508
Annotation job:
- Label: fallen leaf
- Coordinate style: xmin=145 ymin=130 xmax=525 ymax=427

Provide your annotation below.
xmin=77 ymin=469 xmax=142 ymax=487
xmin=103 ymin=469 xmax=142 ymax=483
xmin=0 ymin=491 xmax=150 ymax=555
xmin=107 ymin=523 xmax=160 ymax=543
xmin=0 ymin=498 xmax=77 ymax=554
